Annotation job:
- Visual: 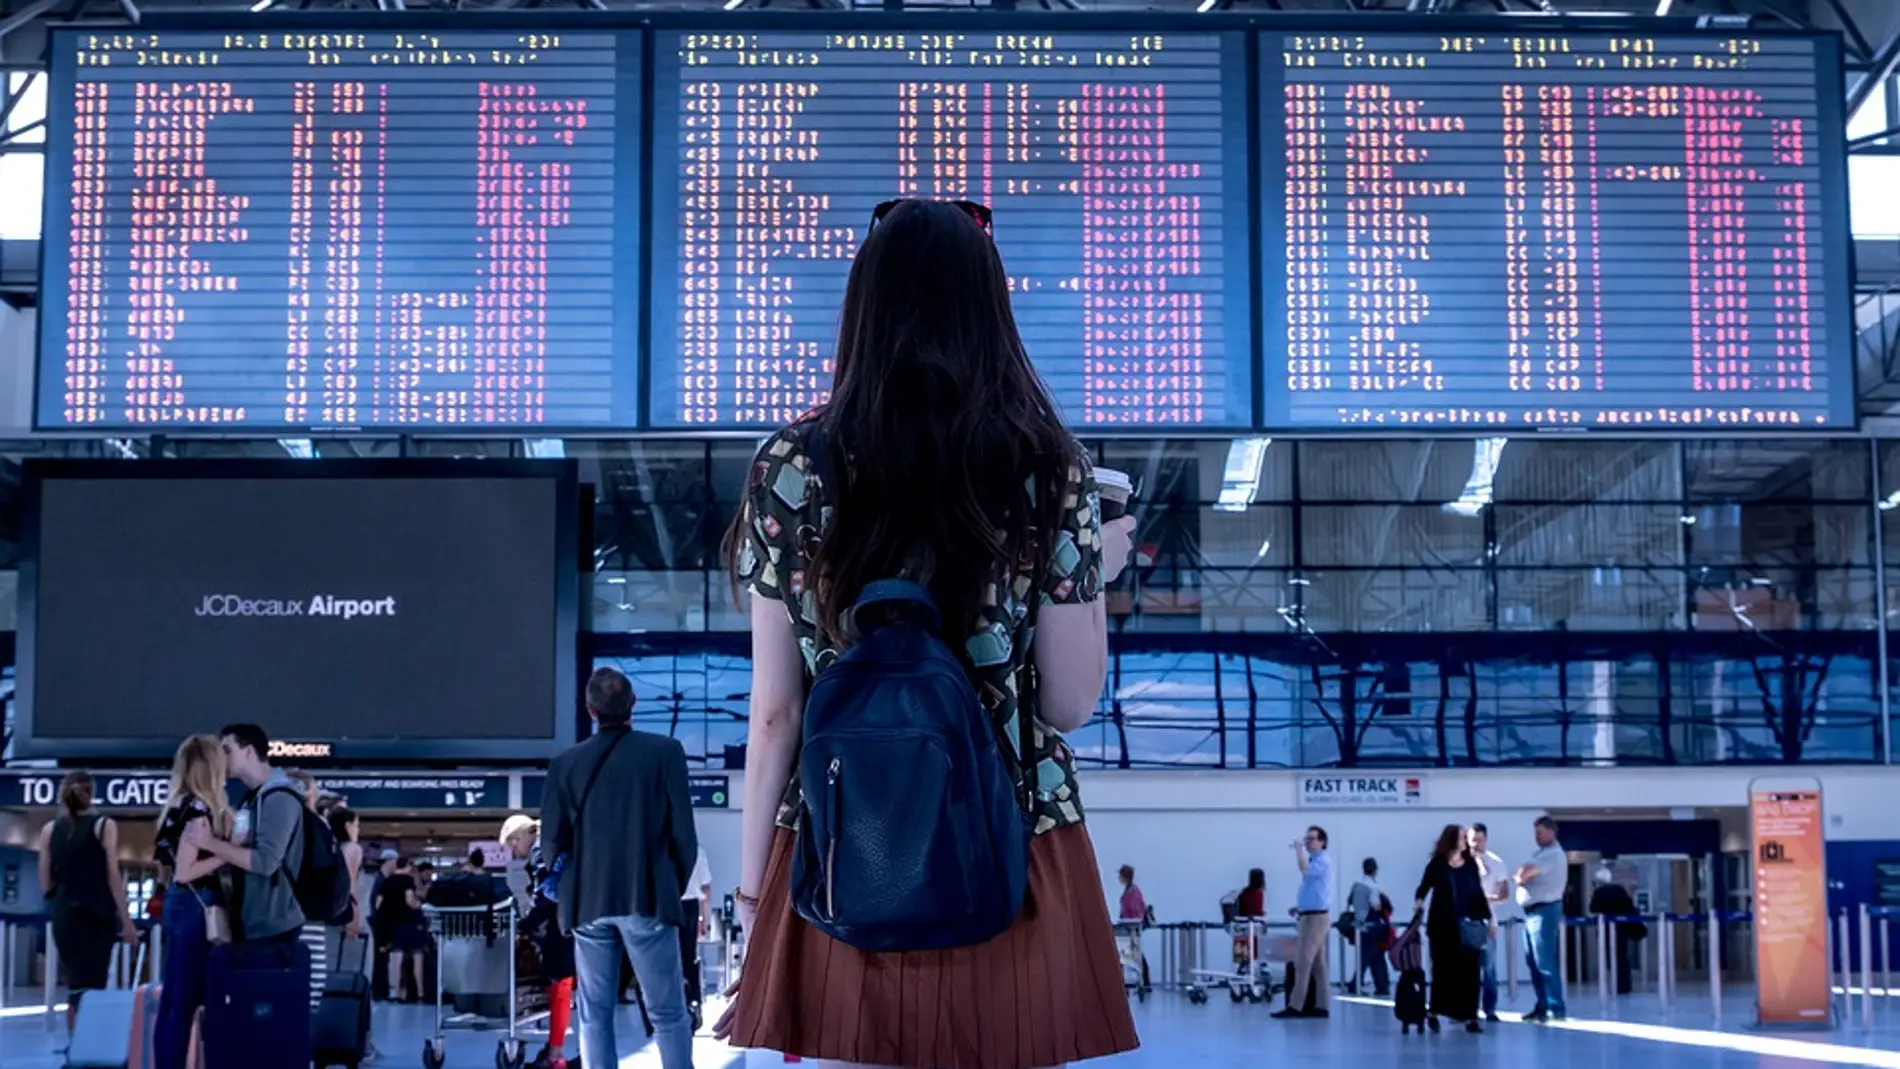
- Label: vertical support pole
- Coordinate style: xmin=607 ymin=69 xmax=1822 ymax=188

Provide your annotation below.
xmin=44 ymin=920 xmax=59 ymax=1032
xmin=1874 ymin=437 xmax=1893 ymax=765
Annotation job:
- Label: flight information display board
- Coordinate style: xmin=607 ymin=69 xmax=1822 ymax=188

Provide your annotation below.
xmin=37 ymin=29 xmax=641 ymax=431
xmin=649 ymin=30 xmax=1254 ymax=429
xmin=1261 ymin=30 xmax=1852 ymax=430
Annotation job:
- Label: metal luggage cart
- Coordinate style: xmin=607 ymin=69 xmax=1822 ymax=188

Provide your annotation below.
xmin=1185 ymin=918 xmax=1277 ymax=1004
xmin=421 ymin=902 xmax=527 ymax=1069
xmin=1114 ymin=922 xmax=1151 ymax=1002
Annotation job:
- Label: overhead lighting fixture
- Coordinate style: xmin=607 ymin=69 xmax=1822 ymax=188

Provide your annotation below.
xmin=277 ymin=439 xmax=314 ymax=459
xmin=1655 ymin=0 xmax=1672 ymax=14
xmin=524 ymin=438 xmax=565 ymax=460
xmin=724 ymin=0 xmax=745 ymax=9
xmin=1880 ymin=490 xmax=1900 ymax=512
xmin=249 ymin=0 xmax=274 ymax=11
xmin=1195 ymin=0 xmax=1219 ymax=11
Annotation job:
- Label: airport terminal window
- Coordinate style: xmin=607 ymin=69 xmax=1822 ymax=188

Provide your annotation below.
xmin=0 ymin=436 xmax=1890 ymax=766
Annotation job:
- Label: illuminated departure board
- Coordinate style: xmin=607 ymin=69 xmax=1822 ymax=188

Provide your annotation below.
xmin=1261 ymin=31 xmax=1852 ymax=430
xmin=650 ymin=30 xmax=1254 ymax=429
xmin=37 ymin=29 xmax=641 ymax=430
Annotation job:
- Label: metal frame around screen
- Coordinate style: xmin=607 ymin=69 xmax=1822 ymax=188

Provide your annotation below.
xmin=13 ymin=457 xmax=582 ymax=763
xmin=30 ymin=11 xmax=1855 ymax=437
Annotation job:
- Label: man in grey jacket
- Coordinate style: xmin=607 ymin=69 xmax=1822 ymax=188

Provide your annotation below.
xmin=542 ymin=668 xmax=698 ymax=1069
xmin=188 ymin=723 xmax=308 ymax=941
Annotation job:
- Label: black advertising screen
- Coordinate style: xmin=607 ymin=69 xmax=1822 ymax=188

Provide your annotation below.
xmin=649 ymin=29 xmax=1254 ymax=429
xmin=1260 ymin=30 xmax=1853 ymax=430
xmin=16 ymin=461 xmax=579 ymax=761
xmin=37 ymin=29 xmax=640 ymax=431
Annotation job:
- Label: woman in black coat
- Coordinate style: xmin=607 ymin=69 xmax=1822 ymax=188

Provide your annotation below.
xmin=1413 ymin=824 xmax=1494 ymax=1034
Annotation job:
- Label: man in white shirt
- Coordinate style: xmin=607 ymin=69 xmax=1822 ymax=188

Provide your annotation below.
xmin=1470 ymin=823 xmax=1517 ymax=1023
xmin=1515 ymin=816 xmax=1570 ymax=1021
xmin=679 ymin=847 xmax=713 ymax=1030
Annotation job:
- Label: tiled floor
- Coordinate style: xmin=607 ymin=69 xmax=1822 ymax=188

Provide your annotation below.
xmin=6 ymin=990 xmax=1900 ymax=1068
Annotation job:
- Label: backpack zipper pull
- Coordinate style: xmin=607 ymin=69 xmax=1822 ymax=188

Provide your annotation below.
xmin=824 ymin=757 xmax=842 ymax=921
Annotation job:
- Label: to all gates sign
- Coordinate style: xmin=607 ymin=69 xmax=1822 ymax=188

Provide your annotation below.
xmin=1298 ymin=775 xmax=1427 ymax=808
xmin=1 ymin=772 xmax=171 ymax=810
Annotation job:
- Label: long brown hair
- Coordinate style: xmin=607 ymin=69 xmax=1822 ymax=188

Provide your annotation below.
xmin=723 ymin=198 xmax=1081 ymax=644
xmin=58 ymin=771 xmax=94 ymax=819
xmin=1431 ymin=823 xmax=1468 ymax=865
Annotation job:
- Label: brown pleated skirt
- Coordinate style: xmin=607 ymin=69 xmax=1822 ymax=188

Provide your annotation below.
xmin=728 ymin=823 xmax=1141 ymax=1069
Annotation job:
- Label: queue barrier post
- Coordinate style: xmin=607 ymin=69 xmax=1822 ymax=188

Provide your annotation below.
xmin=1862 ymin=904 xmax=1876 ymax=1026
xmin=43 ymin=919 xmax=59 ymax=1031
xmin=1708 ymin=910 xmax=1722 ymax=1025
xmin=1837 ymin=908 xmax=1855 ymax=1028
xmin=1881 ymin=911 xmax=1892 ymax=996
xmin=1505 ymin=918 xmax=1520 ymax=1003
xmin=1656 ymin=913 xmax=1672 ymax=1013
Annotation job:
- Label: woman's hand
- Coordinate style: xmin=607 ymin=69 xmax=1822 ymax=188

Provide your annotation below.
xmin=1101 ymin=515 xmax=1138 ymax=584
xmin=1413 ymin=900 xmax=1425 ymax=917
xmin=711 ymin=977 xmax=743 ymax=1042
xmin=735 ymin=893 xmax=759 ymax=941
xmin=120 ymin=916 xmax=140 ymax=945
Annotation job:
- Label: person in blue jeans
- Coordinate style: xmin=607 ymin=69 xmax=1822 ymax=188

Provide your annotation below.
xmin=1515 ymin=815 xmax=1570 ymax=1022
xmin=542 ymin=667 xmax=699 ymax=1069
xmin=151 ymin=735 xmax=233 ymax=1069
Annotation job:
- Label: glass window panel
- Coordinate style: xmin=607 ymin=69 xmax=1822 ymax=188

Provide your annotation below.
xmin=1295 ymin=441 xmax=1476 ymax=503
xmin=1851 ymin=157 xmax=1900 ymax=238
xmin=0 ymin=571 xmax=14 ymax=630
xmin=1688 ymin=567 xmax=1877 ymax=631
xmin=1494 ymin=504 xmax=1685 ymax=567
xmin=1494 ymin=440 xmax=1680 ymax=503
xmin=1691 ymin=503 xmax=1872 ymax=567
xmin=1299 ymin=505 xmax=1486 ymax=568
xmin=2 ymin=73 xmax=44 ymax=142
xmin=0 ymin=153 xmax=42 ymax=241
xmin=1495 ymin=568 xmax=1684 ymax=631
xmin=1095 ymin=440 xmax=1294 ymax=504
xmin=1168 ymin=568 xmax=1296 ymax=635
xmin=1693 ymin=647 xmax=1880 ymax=762
xmin=1685 ymin=440 xmax=1870 ymax=501
xmin=593 ymin=650 xmax=750 ymax=767
xmin=593 ymin=571 xmax=713 ymax=632
xmin=1195 ymin=506 xmax=1291 ymax=568
xmin=1301 ymin=569 xmax=1489 ymax=632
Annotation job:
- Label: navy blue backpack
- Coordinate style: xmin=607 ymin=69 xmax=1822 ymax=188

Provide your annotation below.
xmin=790 ymin=433 xmax=1035 ymax=952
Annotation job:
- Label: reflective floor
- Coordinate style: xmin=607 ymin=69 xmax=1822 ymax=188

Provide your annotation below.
xmin=4 ymin=990 xmax=1900 ymax=1068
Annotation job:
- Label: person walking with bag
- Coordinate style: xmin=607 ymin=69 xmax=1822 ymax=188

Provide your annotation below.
xmin=1413 ymin=825 xmax=1494 ymax=1034
xmin=152 ymin=735 xmax=234 ymax=1069
xmin=36 ymin=771 xmax=141 ymax=1031
xmin=715 ymin=197 xmax=1141 ymax=1069
xmin=540 ymin=667 xmax=698 ymax=1069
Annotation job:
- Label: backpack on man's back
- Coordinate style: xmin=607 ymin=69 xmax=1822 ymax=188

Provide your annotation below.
xmin=262 ymin=786 xmax=354 ymax=927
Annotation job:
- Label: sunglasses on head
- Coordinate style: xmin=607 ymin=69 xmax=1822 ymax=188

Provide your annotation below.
xmin=869 ymin=198 xmax=994 ymax=235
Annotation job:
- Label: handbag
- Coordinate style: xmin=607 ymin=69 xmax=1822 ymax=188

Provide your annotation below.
xmin=1459 ymin=917 xmax=1489 ymax=950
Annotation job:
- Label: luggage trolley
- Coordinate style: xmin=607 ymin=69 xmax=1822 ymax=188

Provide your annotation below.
xmin=421 ymin=901 xmax=527 ymax=1069
xmin=1185 ymin=917 xmax=1276 ymax=1004
xmin=1114 ymin=922 xmax=1150 ymax=1002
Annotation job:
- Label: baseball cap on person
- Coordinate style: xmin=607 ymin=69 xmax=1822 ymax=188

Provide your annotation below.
xmin=499 ymin=814 xmax=539 ymax=843
xmin=380 ymin=848 xmax=399 ymax=861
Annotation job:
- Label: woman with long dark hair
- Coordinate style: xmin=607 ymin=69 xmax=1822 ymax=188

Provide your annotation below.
xmin=35 ymin=771 xmax=140 ymax=1030
xmin=716 ymin=198 xmax=1140 ymax=1068
xmin=1413 ymin=824 xmax=1494 ymax=1034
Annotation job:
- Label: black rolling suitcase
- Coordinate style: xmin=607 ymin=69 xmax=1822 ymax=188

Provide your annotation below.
xmin=203 ymin=939 xmax=313 ymax=1069
xmin=313 ymin=971 xmax=372 ymax=1069
xmin=1394 ymin=968 xmax=1429 ymax=1033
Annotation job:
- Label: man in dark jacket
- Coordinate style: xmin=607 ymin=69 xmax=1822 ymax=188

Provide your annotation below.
xmin=541 ymin=667 xmax=698 ymax=1069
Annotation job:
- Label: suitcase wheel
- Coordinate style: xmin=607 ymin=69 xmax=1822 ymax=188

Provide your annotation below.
xmin=423 ymin=1038 xmax=447 ymax=1069
xmin=1186 ymin=986 xmax=1208 ymax=1005
xmin=496 ymin=1039 xmax=526 ymax=1069
xmin=1227 ymin=985 xmax=1244 ymax=1003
